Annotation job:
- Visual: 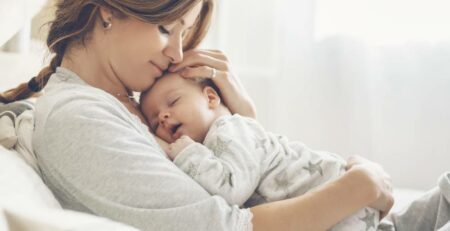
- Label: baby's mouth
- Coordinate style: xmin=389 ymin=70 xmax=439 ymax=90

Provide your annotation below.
xmin=171 ymin=123 xmax=182 ymax=136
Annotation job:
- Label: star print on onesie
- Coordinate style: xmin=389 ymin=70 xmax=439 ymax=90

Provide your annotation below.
xmin=303 ymin=160 xmax=324 ymax=176
xmin=211 ymin=136 xmax=232 ymax=157
xmin=186 ymin=162 xmax=199 ymax=178
xmin=254 ymin=138 xmax=268 ymax=153
xmin=215 ymin=119 xmax=227 ymax=129
xmin=360 ymin=208 xmax=377 ymax=231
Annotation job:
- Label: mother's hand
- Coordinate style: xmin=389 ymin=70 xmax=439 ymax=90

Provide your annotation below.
xmin=346 ymin=156 xmax=394 ymax=218
xmin=169 ymin=49 xmax=257 ymax=118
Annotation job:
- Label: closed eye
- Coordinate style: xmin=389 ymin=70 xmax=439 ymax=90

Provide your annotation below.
xmin=169 ymin=97 xmax=180 ymax=106
xmin=158 ymin=25 xmax=170 ymax=35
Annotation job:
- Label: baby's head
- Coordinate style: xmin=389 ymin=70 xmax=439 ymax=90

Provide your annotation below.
xmin=140 ymin=73 xmax=230 ymax=143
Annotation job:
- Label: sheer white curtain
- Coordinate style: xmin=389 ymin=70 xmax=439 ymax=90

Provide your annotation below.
xmin=202 ymin=0 xmax=450 ymax=190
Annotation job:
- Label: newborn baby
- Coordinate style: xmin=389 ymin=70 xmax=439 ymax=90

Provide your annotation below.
xmin=140 ymin=73 xmax=380 ymax=231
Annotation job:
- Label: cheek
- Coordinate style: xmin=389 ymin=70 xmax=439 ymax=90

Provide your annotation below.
xmin=114 ymin=63 xmax=156 ymax=91
xmin=140 ymin=106 xmax=152 ymax=124
xmin=191 ymin=105 xmax=212 ymax=128
xmin=130 ymin=25 xmax=167 ymax=60
xmin=109 ymin=25 xmax=167 ymax=90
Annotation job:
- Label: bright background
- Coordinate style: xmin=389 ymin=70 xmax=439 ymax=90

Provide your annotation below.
xmin=2 ymin=0 xmax=449 ymax=191
xmin=202 ymin=0 xmax=450 ymax=190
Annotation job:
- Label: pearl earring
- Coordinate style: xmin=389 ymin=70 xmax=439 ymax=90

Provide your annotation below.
xmin=103 ymin=20 xmax=112 ymax=29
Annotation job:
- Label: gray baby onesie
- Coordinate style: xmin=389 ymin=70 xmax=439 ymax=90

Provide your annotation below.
xmin=174 ymin=114 xmax=380 ymax=231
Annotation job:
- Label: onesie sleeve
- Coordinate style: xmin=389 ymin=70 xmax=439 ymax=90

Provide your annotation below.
xmin=173 ymin=115 xmax=263 ymax=206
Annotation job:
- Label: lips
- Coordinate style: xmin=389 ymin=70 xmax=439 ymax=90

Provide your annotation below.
xmin=150 ymin=61 xmax=165 ymax=76
xmin=171 ymin=124 xmax=182 ymax=140
xmin=152 ymin=63 xmax=162 ymax=75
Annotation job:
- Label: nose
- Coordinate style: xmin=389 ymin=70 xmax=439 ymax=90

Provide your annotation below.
xmin=163 ymin=35 xmax=183 ymax=64
xmin=158 ymin=111 xmax=170 ymax=127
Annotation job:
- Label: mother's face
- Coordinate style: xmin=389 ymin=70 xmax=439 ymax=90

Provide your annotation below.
xmin=99 ymin=2 xmax=203 ymax=92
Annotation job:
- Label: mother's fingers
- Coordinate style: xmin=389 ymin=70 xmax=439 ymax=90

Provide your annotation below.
xmin=170 ymin=51 xmax=229 ymax=72
xmin=183 ymin=49 xmax=227 ymax=60
xmin=179 ymin=66 xmax=224 ymax=80
xmin=192 ymin=49 xmax=228 ymax=61
xmin=345 ymin=155 xmax=364 ymax=170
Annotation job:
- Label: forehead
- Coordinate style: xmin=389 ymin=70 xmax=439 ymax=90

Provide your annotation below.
xmin=170 ymin=1 xmax=203 ymax=28
xmin=147 ymin=74 xmax=182 ymax=99
xmin=182 ymin=1 xmax=203 ymax=25
xmin=144 ymin=73 xmax=197 ymax=105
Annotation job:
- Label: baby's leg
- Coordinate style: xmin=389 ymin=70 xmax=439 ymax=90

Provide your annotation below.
xmin=330 ymin=207 xmax=380 ymax=231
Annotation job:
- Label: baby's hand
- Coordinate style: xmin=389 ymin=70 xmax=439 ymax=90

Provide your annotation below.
xmin=167 ymin=135 xmax=195 ymax=160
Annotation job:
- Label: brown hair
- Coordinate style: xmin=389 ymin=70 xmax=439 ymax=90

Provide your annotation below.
xmin=0 ymin=0 xmax=214 ymax=104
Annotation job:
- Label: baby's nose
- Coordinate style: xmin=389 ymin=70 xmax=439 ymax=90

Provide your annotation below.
xmin=158 ymin=112 xmax=170 ymax=127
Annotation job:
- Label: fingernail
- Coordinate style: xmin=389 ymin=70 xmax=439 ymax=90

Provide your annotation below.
xmin=169 ymin=66 xmax=177 ymax=72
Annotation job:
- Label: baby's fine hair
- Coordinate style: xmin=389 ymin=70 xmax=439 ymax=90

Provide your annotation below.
xmin=139 ymin=75 xmax=222 ymax=107
xmin=195 ymin=78 xmax=222 ymax=98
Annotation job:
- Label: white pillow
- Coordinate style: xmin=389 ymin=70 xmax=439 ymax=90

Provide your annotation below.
xmin=0 ymin=134 xmax=138 ymax=231
xmin=0 ymin=205 xmax=139 ymax=231
xmin=0 ymin=146 xmax=60 ymax=210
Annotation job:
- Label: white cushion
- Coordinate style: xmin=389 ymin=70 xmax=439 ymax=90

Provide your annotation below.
xmin=0 ymin=205 xmax=139 ymax=231
xmin=0 ymin=131 xmax=138 ymax=231
xmin=0 ymin=146 xmax=60 ymax=209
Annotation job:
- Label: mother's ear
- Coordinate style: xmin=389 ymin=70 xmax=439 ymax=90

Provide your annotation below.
xmin=203 ymin=86 xmax=221 ymax=109
xmin=99 ymin=6 xmax=113 ymax=28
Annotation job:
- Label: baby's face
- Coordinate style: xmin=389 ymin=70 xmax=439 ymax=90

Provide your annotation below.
xmin=141 ymin=73 xmax=217 ymax=143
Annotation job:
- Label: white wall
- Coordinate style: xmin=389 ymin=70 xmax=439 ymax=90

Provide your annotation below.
xmin=2 ymin=0 xmax=448 ymax=191
xmin=202 ymin=0 xmax=450 ymax=190
xmin=0 ymin=0 xmax=51 ymax=91
xmin=0 ymin=0 xmax=47 ymax=52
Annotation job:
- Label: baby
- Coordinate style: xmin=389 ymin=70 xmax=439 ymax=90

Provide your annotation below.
xmin=140 ymin=73 xmax=380 ymax=231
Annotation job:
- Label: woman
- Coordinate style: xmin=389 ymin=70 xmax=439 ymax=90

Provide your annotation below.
xmin=0 ymin=0 xmax=394 ymax=230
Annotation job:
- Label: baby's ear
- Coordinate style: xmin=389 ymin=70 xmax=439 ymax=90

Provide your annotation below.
xmin=203 ymin=86 xmax=221 ymax=109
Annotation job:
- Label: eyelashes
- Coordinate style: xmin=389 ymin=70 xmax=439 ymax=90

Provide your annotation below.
xmin=159 ymin=25 xmax=191 ymax=38
xmin=158 ymin=25 xmax=170 ymax=35
xmin=169 ymin=97 xmax=180 ymax=106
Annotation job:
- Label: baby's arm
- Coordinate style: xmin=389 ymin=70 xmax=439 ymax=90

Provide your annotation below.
xmin=169 ymin=130 xmax=262 ymax=206
xmin=166 ymin=136 xmax=194 ymax=160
